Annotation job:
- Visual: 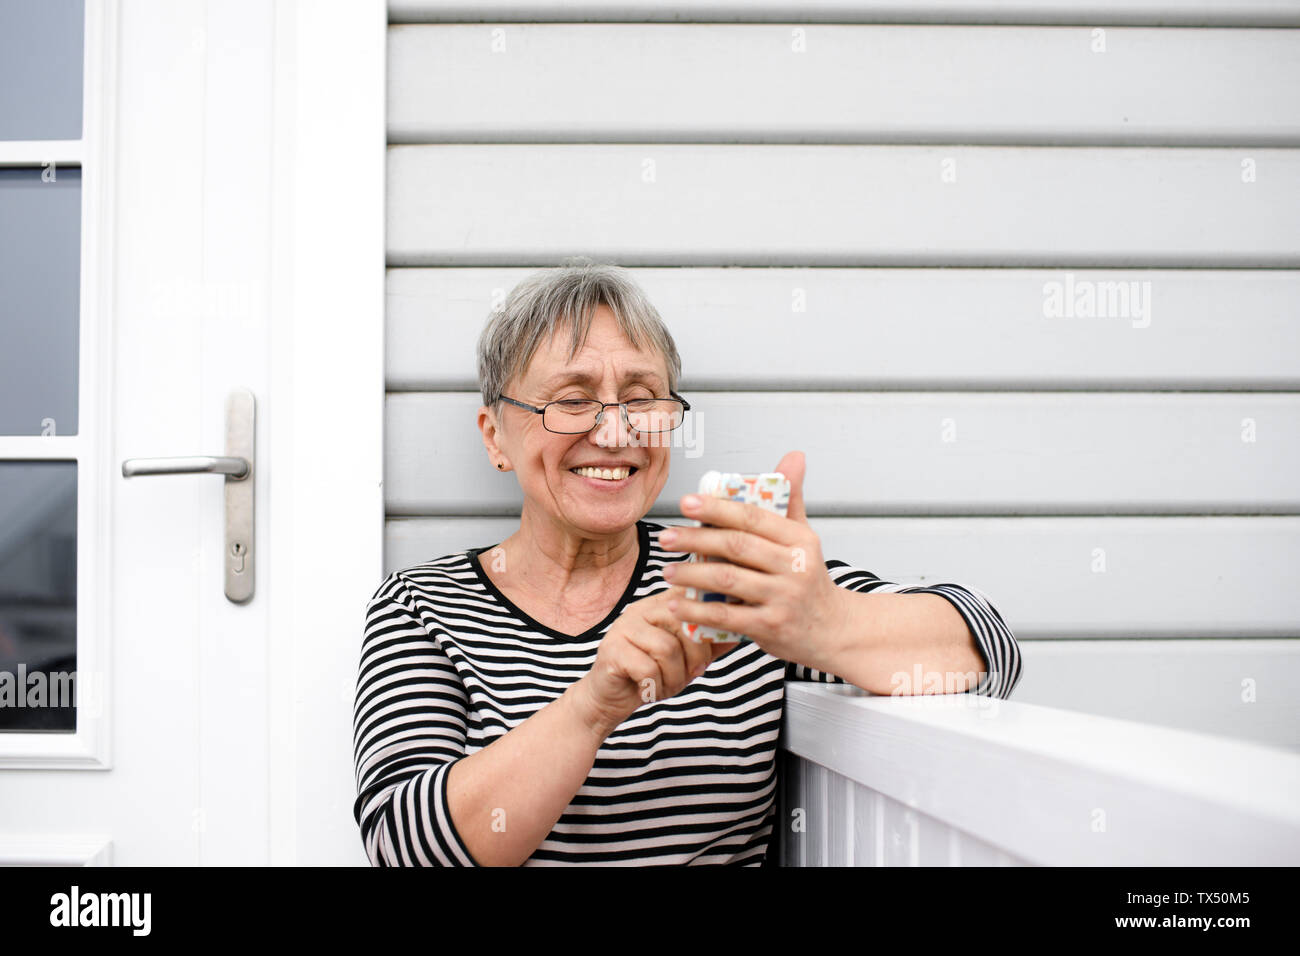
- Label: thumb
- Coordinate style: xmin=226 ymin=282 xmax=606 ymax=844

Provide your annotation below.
xmin=774 ymin=450 xmax=807 ymax=524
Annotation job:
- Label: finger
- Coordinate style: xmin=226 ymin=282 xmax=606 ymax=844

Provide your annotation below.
xmin=617 ymin=641 xmax=667 ymax=708
xmin=680 ymin=492 xmax=801 ymax=547
xmin=671 ymin=592 xmax=767 ymax=647
xmin=621 ymin=625 xmax=688 ymax=701
xmin=660 ymin=524 xmax=790 ymax=574
xmin=665 ymin=558 xmax=774 ymax=605
xmin=641 ymin=591 xmax=718 ymax=678
xmin=662 ymin=588 xmax=748 ymax=663
xmin=673 ymin=622 xmax=715 ymax=679
xmin=641 ymin=588 xmax=693 ymax=633
xmin=774 ymin=450 xmax=808 ymax=525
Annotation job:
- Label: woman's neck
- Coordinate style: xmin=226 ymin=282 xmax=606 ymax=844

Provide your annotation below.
xmin=481 ymin=516 xmax=642 ymax=633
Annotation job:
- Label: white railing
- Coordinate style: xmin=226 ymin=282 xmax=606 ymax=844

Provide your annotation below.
xmin=776 ymin=683 xmax=1300 ymax=866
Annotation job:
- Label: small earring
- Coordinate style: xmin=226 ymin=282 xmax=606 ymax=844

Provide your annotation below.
xmin=497 ymin=462 xmax=504 ymax=470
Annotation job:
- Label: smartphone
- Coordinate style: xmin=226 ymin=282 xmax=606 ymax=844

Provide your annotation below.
xmin=679 ymin=471 xmax=791 ymax=644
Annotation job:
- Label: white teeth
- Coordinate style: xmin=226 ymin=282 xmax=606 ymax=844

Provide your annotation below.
xmin=572 ymin=466 xmax=631 ymax=480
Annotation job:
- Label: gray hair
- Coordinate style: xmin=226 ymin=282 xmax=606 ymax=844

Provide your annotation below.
xmin=476 ymin=257 xmax=683 ymax=415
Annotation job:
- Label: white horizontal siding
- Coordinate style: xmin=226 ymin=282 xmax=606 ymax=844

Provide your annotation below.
xmin=389 ymin=25 xmax=1300 ymax=145
xmin=385 ymin=392 xmax=1300 ymax=513
xmin=388 ymin=1 xmax=1300 ymax=27
xmin=388 ymin=267 xmax=1300 ymax=389
xmin=1016 ymin=639 xmax=1300 ymax=750
xmin=385 ymin=516 xmax=1300 ymax=640
xmin=387 ymin=144 xmax=1300 ymax=266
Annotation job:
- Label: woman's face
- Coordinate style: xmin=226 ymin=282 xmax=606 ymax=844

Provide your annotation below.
xmin=479 ymin=305 xmax=674 ymax=540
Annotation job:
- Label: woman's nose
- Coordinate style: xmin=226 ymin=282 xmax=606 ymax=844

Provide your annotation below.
xmin=592 ymin=405 xmax=633 ymax=447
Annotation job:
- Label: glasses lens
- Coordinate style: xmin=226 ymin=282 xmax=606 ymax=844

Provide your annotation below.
xmin=544 ymin=400 xmax=601 ymax=433
xmin=625 ymin=400 xmax=684 ymax=432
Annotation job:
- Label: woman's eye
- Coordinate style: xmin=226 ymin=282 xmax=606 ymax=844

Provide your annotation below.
xmin=556 ymin=395 xmax=651 ymax=404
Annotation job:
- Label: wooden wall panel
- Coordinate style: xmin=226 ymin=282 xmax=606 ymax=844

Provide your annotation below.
xmin=387 ymin=145 xmax=1300 ymax=267
xmin=388 ymin=268 xmax=1300 ymax=390
xmin=390 ymin=25 xmax=1300 ymax=145
xmin=389 ymin=1 xmax=1300 ymax=27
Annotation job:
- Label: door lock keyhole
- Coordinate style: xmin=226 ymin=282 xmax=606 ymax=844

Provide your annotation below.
xmin=231 ymin=541 xmax=247 ymax=573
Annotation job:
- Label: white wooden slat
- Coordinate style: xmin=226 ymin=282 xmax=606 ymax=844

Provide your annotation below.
xmin=389 ymin=25 xmax=1300 ymax=145
xmin=385 ymin=517 xmax=1300 ymax=640
xmin=781 ymin=683 xmax=1300 ymax=865
xmin=882 ymin=774 xmax=956 ymax=865
xmin=1016 ymin=639 xmax=1300 ymax=751
xmin=387 ymin=1 xmax=1300 ymax=27
xmin=774 ymin=750 xmax=788 ymax=864
xmin=828 ymin=772 xmax=852 ymax=865
xmin=851 ymin=782 xmax=882 ymax=866
xmin=780 ymin=749 xmax=804 ymax=865
xmin=387 ymin=145 xmax=1300 ymax=267
xmin=385 ymin=392 xmax=1300 ymax=514
xmin=881 ymin=794 xmax=918 ymax=865
xmin=780 ymin=754 xmax=800 ymax=868
xmin=916 ymin=806 xmax=954 ymax=866
xmin=387 ymin=267 xmax=1300 ymax=390
xmin=950 ymin=826 xmax=1008 ymax=865
xmin=796 ymin=750 xmax=810 ymax=867
xmin=812 ymin=762 xmax=831 ymax=865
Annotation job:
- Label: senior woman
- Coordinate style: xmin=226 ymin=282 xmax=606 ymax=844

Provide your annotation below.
xmin=352 ymin=261 xmax=1022 ymax=867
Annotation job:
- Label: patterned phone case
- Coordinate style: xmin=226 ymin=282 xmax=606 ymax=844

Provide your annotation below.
xmin=680 ymin=471 xmax=791 ymax=644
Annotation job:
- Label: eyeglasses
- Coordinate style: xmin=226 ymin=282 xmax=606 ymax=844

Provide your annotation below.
xmin=497 ymin=391 xmax=691 ymax=435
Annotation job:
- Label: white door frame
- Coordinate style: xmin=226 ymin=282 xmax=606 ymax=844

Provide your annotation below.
xmin=264 ymin=0 xmax=386 ymax=865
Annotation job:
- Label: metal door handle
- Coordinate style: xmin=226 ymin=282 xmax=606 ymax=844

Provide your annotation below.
xmin=121 ymin=456 xmax=249 ymax=479
xmin=120 ymin=388 xmax=256 ymax=603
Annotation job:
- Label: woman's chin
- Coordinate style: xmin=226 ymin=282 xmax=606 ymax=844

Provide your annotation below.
xmin=563 ymin=497 xmax=644 ymax=532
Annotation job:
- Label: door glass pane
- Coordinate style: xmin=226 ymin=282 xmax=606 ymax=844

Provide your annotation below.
xmin=0 ymin=0 xmax=84 ymax=140
xmin=0 ymin=166 xmax=81 ymax=436
xmin=0 ymin=462 xmax=77 ymax=732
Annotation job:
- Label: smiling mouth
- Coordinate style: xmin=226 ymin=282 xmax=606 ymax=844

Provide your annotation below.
xmin=569 ymin=466 xmax=637 ymax=481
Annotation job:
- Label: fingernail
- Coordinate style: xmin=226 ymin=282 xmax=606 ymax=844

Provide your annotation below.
xmin=682 ymin=494 xmax=702 ymax=512
xmin=660 ymin=528 xmax=678 ymax=545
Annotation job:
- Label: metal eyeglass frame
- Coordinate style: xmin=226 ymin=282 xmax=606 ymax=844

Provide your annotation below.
xmin=495 ymin=390 xmax=691 ymax=434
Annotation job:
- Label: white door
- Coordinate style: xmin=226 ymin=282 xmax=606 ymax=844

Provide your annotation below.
xmin=0 ymin=0 xmax=384 ymax=866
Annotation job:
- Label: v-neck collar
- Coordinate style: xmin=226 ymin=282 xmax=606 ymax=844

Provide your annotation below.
xmin=466 ymin=519 xmax=651 ymax=641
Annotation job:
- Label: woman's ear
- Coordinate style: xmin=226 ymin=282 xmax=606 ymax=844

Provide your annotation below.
xmin=478 ymin=404 xmax=509 ymax=471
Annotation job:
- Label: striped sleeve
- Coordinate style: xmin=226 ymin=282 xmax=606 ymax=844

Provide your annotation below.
xmin=784 ymin=560 xmax=1023 ymax=700
xmin=352 ymin=571 xmax=481 ymax=866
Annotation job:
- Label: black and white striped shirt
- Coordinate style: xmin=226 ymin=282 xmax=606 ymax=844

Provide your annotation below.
xmin=352 ymin=518 xmax=1022 ymax=866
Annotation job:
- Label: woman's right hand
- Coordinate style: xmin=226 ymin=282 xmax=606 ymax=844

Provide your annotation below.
xmin=572 ymin=589 xmax=738 ymax=737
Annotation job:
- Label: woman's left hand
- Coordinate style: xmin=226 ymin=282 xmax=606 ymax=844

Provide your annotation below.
xmin=659 ymin=450 xmax=853 ymax=673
